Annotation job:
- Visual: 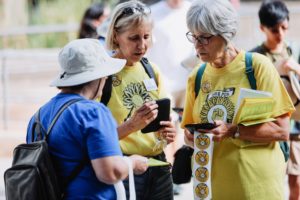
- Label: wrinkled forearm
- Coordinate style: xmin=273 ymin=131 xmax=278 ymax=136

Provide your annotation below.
xmin=117 ymin=119 xmax=136 ymax=140
xmin=238 ymin=114 xmax=290 ymax=142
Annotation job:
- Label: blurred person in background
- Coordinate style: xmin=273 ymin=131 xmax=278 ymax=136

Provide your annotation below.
xmin=26 ymin=39 xmax=148 ymax=199
xmin=104 ymin=0 xmax=176 ymax=199
xmin=250 ymin=1 xmax=300 ymax=199
xmin=78 ymin=2 xmax=110 ymax=39
xmin=182 ymin=0 xmax=294 ymax=199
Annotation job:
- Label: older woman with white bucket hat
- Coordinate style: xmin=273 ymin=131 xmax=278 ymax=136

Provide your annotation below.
xmin=25 ymin=39 xmax=148 ymax=200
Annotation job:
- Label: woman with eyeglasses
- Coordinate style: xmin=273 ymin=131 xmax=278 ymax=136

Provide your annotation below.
xmin=103 ymin=1 xmax=176 ymax=199
xmin=181 ymin=0 xmax=295 ymax=199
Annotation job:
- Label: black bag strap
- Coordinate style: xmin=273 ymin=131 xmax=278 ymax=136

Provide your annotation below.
xmin=32 ymin=99 xmax=82 ymax=141
xmin=32 ymin=111 xmax=47 ymax=142
xmin=100 ymin=75 xmax=112 ymax=106
xmin=46 ymin=99 xmax=82 ymax=137
xmin=33 ymin=98 xmax=89 ymax=191
xmin=62 ymin=157 xmax=89 ymax=192
xmin=140 ymin=57 xmax=158 ymax=85
xmin=100 ymin=57 xmax=157 ymax=106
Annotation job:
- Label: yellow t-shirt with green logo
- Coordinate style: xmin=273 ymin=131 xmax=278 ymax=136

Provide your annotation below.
xmin=181 ymin=51 xmax=295 ymax=200
xmin=107 ymin=61 xmax=167 ymax=156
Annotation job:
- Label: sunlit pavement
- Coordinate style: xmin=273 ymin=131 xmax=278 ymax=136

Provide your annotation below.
xmin=0 ymin=157 xmax=289 ymax=200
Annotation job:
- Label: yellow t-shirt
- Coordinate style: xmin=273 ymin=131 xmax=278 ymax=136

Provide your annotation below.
xmin=107 ymin=61 xmax=167 ymax=156
xmin=181 ymin=51 xmax=295 ymax=200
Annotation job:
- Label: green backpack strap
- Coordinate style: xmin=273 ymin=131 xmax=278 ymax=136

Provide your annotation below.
xmin=194 ymin=52 xmax=289 ymax=162
xmin=245 ymin=52 xmax=257 ymax=90
xmin=194 ymin=63 xmax=207 ymax=98
xmin=194 ymin=53 xmax=256 ymax=97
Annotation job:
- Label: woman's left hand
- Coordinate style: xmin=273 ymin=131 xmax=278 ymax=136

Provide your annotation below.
xmin=158 ymin=119 xmax=176 ymax=144
xmin=282 ymin=58 xmax=300 ymax=75
xmin=207 ymin=120 xmax=237 ymax=142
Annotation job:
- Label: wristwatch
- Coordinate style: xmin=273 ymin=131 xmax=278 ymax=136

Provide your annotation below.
xmin=233 ymin=125 xmax=240 ymax=139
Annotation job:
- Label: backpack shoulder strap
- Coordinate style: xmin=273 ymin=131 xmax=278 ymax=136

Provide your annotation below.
xmin=140 ymin=57 xmax=158 ymax=85
xmin=46 ymin=98 xmax=82 ymax=137
xmin=194 ymin=63 xmax=207 ymax=98
xmin=36 ymin=98 xmax=88 ymax=192
xmin=245 ymin=52 xmax=257 ymax=90
xmin=194 ymin=53 xmax=256 ymax=97
xmin=32 ymin=110 xmax=47 ymax=142
xmin=101 ymin=58 xmax=156 ymax=106
xmin=32 ymin=99 xmax=82 ymax=142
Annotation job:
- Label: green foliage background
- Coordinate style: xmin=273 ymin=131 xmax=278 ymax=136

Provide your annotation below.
xmin=2 ymin=0 xmax=115 ymax=49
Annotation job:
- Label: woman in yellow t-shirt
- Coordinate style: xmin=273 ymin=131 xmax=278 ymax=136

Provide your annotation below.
xmin=181 ymin=0 xmax=295 ymax=199
xmin=104 ymin=1 xmax=176 ymax=199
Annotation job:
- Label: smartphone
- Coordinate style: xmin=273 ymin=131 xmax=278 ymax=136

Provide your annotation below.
xmin=172 ymin=107 xmax=183 ymax=114
xmin=141 ymin=98 xmax=171 ymax=133
xmin=185 ymin=123 xmax=217 ymax=134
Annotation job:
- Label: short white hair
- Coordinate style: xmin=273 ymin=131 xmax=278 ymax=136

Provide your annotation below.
xmin=106 ymin=0 xmax=152 ymax=50
xmin=186 ymin=0 xmax=238 ymax=43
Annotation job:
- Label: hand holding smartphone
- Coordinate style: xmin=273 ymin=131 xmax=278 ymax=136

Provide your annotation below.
xmin=185 ymin=123 xmax=217 ymax=134
xmin=141 ymin=98 xmax=170 ymax=133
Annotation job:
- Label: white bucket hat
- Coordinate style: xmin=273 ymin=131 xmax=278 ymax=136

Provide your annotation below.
xmin=50 ymin=39 xmax=126 ymax=87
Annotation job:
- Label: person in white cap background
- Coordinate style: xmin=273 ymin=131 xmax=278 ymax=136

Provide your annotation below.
xmin=26 ymin=38 xmax=148 ymax=200
xmin=250 ymin=1 xmax=300 ymax=199
xmin=104 ymin=1 xmax=176 ymax=199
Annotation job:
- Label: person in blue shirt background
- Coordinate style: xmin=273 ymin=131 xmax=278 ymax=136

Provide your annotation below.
xmin=26 ymin=38 xmax=148 ymax=199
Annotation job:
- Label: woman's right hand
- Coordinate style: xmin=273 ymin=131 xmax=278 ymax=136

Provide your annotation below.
xmin=127 ymin=101 xmax=158 ymax=132
xmin=129 ymin=155 xmax=148 ymax=175
xmin=184 ymin=128 xmax=194 ymax=148
xmin=117 ymin=101 xmax=158 ymax=139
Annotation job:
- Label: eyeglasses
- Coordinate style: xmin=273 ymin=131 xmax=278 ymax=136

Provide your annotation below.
xmin=186 ymin=32 xmax=214 ymax=45
xmin=116 ymin=5 xmax=151 ymax=23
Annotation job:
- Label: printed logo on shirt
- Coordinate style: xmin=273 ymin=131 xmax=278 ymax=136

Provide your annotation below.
xmin=112 ymin=75 xmax=122 ymax=87
xmin=122 ymin=82 xmax=153 ymax=121
xmin=200 ymin=88 xmax=235 ymax=123
xmin=201 ymin=81 xmax=212 ymax=93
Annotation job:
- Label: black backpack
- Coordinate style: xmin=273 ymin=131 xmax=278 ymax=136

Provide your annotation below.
xmin=172 ymin=145 xmax=194 ymax=184
xmin=4 ymin=99 xmax=86 ymax=200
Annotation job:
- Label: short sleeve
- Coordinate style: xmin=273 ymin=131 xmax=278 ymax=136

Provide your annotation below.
xmin=253 ymin=53 xmax=295 ymax=117
xmin=82 ymin=103 xmax=122 ymax=160
xmin=181 ymin=67 xmax=198 ymax=128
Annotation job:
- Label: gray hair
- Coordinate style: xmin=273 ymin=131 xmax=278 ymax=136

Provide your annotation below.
xmin=106 ymin=0 xmax=152 ymax=50
xmin=186 ymin=0 xmax=238 ymax=43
